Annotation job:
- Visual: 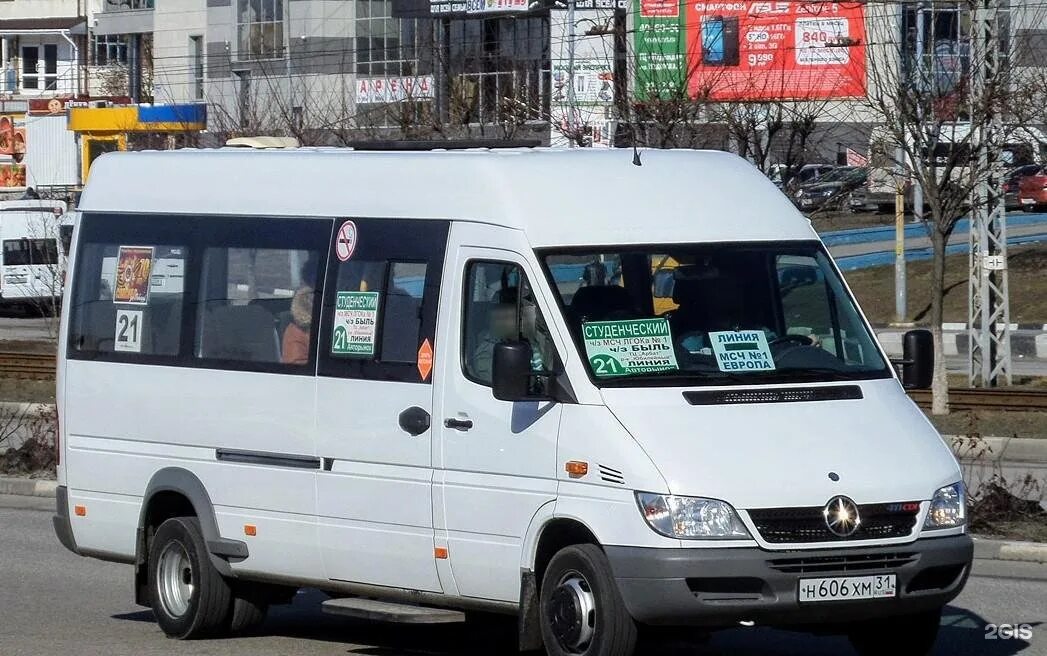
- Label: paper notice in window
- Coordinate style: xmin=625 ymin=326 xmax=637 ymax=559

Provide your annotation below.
xmin=708 ymin=330 xmax=776 ymax=372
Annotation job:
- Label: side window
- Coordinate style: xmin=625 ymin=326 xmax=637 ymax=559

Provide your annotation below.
xmin=462 ymin=261 xmax=553 ymax=386
xmin=195 ymin=247 xmax=323 ymax=367
xmin=68 ymin=213 xmax=330 ymax=369
xmin=69 ymin=216 xmax=189 ymax=357
xmin=318 ymin=218 xmax=448 ymax=384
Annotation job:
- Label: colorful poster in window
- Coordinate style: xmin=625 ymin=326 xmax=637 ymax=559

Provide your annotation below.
xmin=331 ymin=291 xmax=380 ymax=356
xmin=635 ymin=1 xmax=866 ymax=100
xmin=582 ymin=318 xmax=678 ymax=378
xmin=114 ymin=246 xmax=154 ymax=305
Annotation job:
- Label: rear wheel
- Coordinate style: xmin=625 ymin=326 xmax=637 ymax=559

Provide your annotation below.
xmin=539 ymin=544 xmax=637 ymax=656
xmin=148 ymin=516 xmax=232 ymax=639
xmin=848 ymin=609 xmax=942 ymax=656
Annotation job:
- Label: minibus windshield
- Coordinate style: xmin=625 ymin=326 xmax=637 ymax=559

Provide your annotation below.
xmin=540 ymin=242 xmax=891 ymax=386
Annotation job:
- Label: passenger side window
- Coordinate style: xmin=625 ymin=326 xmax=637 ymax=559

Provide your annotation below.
xmin=70 ymin=241 xmax=188 ymax=356
xmin=326 ymin=259 xmax=426 ymax=363
xmin=317 ymin=218 xmax=448 ymax=384
xmin=68 ymin=213 xmax=331 ymax=370
xmin=195 ymin=247 xmax=323 ymax=367
xmin=462 ymin=261 xmax=553 ymax=386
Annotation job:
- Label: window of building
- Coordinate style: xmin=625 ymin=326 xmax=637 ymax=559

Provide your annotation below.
xmin=355 ymin=2 xmax=434 ymax=76
xmin=446 ymin=16 xmax=549 ymax=124
xmin=462 ymin=261 xmax=551 ymax=386
xmin=94 ymin=35 xmax=129 ymax=66
xmin=318 ymin=218 xmax=449 ymax=384
xmin=190 ymin=35 xmax=204 ymax=100
xmin=21 ymin=44 xmax=58 ymax=91
xmin=237 ymin=0 xmax=284 ymax=60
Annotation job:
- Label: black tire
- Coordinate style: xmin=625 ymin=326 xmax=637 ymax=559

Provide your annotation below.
xmin=848 ymin=609 xmax=942 ymax=656
xmin=148 ymin=516 xmax=232 ymax=639
xmin=539 ymin=544 xmax=637 ymax=656
xmin=228 ymin=596 xmax=268 ymax=634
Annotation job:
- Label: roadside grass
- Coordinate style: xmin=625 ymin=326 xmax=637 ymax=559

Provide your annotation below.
xmin=843 ymin=244 xmax=1047 ymax=325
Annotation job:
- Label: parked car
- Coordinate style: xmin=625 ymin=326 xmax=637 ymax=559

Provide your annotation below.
xmin=783 ymin=163 xmax=835 ymax=195
xmin=1004 ymin=164 xmax=1041 ymax=211
xmin=1017 ymin=165 xmax=1047 ymax=211
xmin=794 ymin=166 xmax=869 ymax=211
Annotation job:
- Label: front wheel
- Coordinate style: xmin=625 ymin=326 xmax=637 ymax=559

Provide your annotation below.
xmin=539 ymin=544 xmax=637 ymax=656
xmin=148 ymin=516 xmax=232 ymax=639
xmin=848 ymin=609 xmax=942 ymax=656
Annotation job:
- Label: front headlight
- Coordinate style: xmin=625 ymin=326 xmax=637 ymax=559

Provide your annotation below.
xmin=924 ymin=482 xmax=966 ymax=529
xmin=636 ymin=492 xmax=751 ymax=539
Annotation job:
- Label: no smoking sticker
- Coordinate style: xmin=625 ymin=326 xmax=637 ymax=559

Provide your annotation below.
xmin=335 ymin=220 xmax=358 ymax=262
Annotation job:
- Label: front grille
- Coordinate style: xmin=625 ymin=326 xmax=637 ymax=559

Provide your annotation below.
xmin=747 ymin=502 xmax=919 ymax=544
xmin=768 ymin=551 xmax=917 ymax=574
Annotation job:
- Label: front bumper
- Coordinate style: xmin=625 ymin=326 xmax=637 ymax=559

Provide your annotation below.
xmin=606 ymin=534 xmax=972 ymax=627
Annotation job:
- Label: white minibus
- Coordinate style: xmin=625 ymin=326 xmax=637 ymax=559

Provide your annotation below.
xmin=55 ymin=146 xmax=971 ymax=656
xmin=0 ymin=199 xmax=66 ymax=308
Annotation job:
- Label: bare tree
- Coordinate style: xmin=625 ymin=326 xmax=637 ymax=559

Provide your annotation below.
xmin=861 ymin=0 xmax=1040 ymax=413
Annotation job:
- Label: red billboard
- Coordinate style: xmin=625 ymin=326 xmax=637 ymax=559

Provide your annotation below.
xmin=685 ymin=1 xmax=866 ymax=100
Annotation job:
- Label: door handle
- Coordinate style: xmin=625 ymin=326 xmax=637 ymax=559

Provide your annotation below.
xmin=443 ymin=417 xmax=473 ymax=431
xmin=398 ymin=406 xmax=431 ymax=436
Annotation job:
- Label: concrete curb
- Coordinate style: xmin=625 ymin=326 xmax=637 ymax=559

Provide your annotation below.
xmin=876 ymin=329 xmax=1046 ymax=358
xmin=947 ymin=435 xmax=1047 ymax=465
xmin=0 ymin=476 xmax=57 ymax=497
xmin=974 ymin=537 xmax=1047 ymax=564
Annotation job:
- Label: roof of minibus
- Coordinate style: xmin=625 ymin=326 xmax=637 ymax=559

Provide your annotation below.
xmin=79 ymin=148 xmax=818 ymax=248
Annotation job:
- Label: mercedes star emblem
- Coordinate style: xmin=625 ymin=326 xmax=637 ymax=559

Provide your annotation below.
xmin=823 ymin=495 xmax=861 ymax=537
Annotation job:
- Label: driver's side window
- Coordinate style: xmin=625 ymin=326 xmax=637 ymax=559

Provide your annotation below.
xmin=462 ymin=261 xmax=551 ymax=386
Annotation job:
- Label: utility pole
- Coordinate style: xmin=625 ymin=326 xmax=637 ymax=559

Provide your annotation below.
xmin=894 ymin=144 xmax=907 ymax=323
xmin=911 ymin=1 xmax=925 ymax=226
xmin=567 ymin=0 xmax=577 ymax=147
xmin=967 ymin=0 xmax=1012 ymax=386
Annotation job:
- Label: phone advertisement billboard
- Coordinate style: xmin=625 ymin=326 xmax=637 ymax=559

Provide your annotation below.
xmin=636 ymin=1 xmax=866 ymax=101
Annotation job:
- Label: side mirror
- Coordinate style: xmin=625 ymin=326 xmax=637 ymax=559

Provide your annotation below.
xmin=492 ymin=341 xmax=534 ymax=402
xmin=900 ymin=329 xmax=933 ymax=389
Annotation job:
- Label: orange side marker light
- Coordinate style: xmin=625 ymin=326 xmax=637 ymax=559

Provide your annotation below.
xmin=565 ymin=461 xmax=588 ymax=478
xmin=74 ymin=505 xmax=86 ymax=517
xmin=434 ymin=547 xmax=449 ymax=560
xmin=244 ymin=524 xmax=257 ymax=537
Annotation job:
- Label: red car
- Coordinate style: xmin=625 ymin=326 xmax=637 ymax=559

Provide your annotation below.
xmin=1018 ymin=165 xmax=1047 ymax=211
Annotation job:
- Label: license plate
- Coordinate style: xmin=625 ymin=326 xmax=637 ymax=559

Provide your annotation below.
xmin=798 ymin=574 xmax=896 ymax=603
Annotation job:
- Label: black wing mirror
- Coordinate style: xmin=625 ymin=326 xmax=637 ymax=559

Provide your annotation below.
xmin=897 ymin=329 xmax=933 ymax=389
xmin=492 ymin=340 xmax=536 ymax=402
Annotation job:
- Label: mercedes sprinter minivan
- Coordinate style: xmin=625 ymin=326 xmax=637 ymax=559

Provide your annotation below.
xmin=54 ymin=147 xmax=971 ymax=656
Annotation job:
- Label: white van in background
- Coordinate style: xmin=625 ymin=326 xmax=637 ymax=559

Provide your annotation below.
xmin=55 ymin=147 xmax=971 ymax=656
xmin=0 ymin=199 xmax=66 ymax=309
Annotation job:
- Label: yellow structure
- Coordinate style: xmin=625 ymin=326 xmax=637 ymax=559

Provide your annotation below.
xmin=67 ymin=104 xmax=207 ymax=183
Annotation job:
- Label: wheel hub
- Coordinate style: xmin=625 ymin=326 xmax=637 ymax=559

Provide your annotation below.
xmin=157 ymin=541 xmax=194 ymax=618
xmin=547 ymin=573 xmax=596 ymax=653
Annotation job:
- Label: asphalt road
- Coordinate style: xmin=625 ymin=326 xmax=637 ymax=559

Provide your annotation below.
xmin=2 ymin=496 xmax=1045 ymax=656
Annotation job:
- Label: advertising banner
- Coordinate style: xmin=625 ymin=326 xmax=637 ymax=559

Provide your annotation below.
xmin=549 ymin=7 xmax=618 ymax=147
xmin=355 ymin=76 xmax=435 ymax=105
xmin=0 ymin=113 xmax=26 ymax=188
xmin=636 ymin=0 xmax=866 ymax=101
